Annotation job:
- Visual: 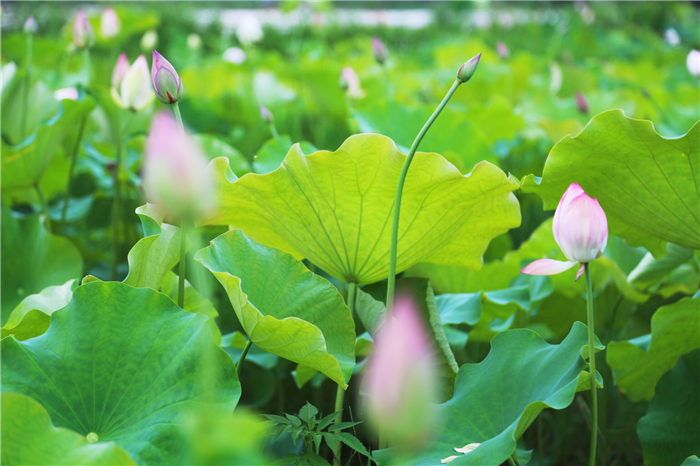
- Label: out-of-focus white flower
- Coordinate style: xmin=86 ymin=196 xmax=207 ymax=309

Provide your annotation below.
xmin=100 ymin=6 xmax=120 ymax=38
xmin=110 ymin=55 xmax=154 ymax=112
xmin=664 ymin=28 xmax=680 ymax=46
xmin=687 ymin=49 xmax=700 ymax=78
xmin=54 ymin=87 xmax=78 ymax=101
xmin=236 ymin=13 xmax=263 ymax=45
xmin=187 ymin=33 xmax=202 ymax=51
xmin=339 ymin=67 xmax=364 ymax=99
xmin=223 ymin=47 xmax=246 ymax=65
xmin=140 ymin=30 xmax=158 ymax=52
xmin=549 ymin=61 xmax=563 ymax=94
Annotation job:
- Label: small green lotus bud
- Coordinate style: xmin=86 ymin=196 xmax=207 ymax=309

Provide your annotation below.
xmin=456 ymin=53 xmax=481 ymax=83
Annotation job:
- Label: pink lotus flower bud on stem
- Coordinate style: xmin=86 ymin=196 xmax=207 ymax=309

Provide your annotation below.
xmin=522 ymin=182 xmax=608 ymax=280
xmin=143 ymin=112 xmax=212 ymax=219
xmin=259 ymin=105 xmax=274 ymax=124
xmin=110 ymin=55 xmax=155 ymax=112
xmin=497 ymin=41 xmax=509 ymax=59
xmin=101 ymin=6 xmax=120 ymax=38
xmin=53 ymin=87 xmax=79 ymax=101
xmin=339 ymin=67 xmax=364 ymax=99
xmin=372 ymin=37 xmax=388 ymax=65
xmin=576 ymin=90 xmax=589 ymax=114
xmin=111 ymin=53 xmax=129 ymax=88
xmin=457 ymin=53 xmax=481 ymax=83
xmin=151 ymin=50 xmax=183 ymax=104
xmin=363 ymin=297 xmax=437 ymax=450
xmin=24 ymin=15 xmax=38 ymax=35
xmin=73 ymin=10 xmax=94 ymax=48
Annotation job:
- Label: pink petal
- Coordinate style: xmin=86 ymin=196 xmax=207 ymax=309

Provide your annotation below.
xmin=521 ymin=259 xmax=578 ymax=276
xmin=555 ymin=192 xmax=608 ymax=263
xmin=575 ymin=263 xmax=585 ymax=281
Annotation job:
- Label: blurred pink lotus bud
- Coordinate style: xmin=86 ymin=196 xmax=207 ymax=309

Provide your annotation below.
xmin=110 ymin=55 xmax=154 ymax=112
xmin=497 ymin=41 xmax=509 ymax=59
xmin=364 ymin=297 xmax=436 ymax=449
xmin=24 ymin=16 xmax=38 ymax=35
xmin=53 ymin=87 xmax=78 ymax=101
xmin=100 ymin=7 xmax=120 ymax=38
xmin=111 ymin=53 xmax=129 ymax=88
xmin=576 ymin=90 xmax=589 ymax=114
xmin=151 ymin=50 xmax=183 ymax=104
xmin=259 ymin=105 xmax=274 ymax=124
xmin=339 ymin=67 xmax=364 ymax=99
xmin=687 ymin=49 xmax=700 ymax=78
xmin=372 ymin=37 xmax=388 ymax=64
xmin=457 ymin=53 xmax=481 ymax=83
xmin=73 ymin=10 xmax=94 ymax=48
xmin=522 ymin=183 xmax=608 ymax=280
xmin=143 ymin=112 xmax=212 ymax=218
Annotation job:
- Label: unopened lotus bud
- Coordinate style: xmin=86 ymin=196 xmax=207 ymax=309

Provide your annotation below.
xmin=372 ymin=37 xmax=388 ymax=65
xmin=497 ymin=41 xmax=509 ymax=59
xmin=111 ymin=55 xmax=154 ymax=112
xmin=140 ymin=30 xmax=158 ymax=52
xmin=73 ymin=10 xmax=94 ymax=49
xmin=340 ymin=67 xmax=364 ymax=99
xmin=54 ymin=87 xmax=78 ymax=101
xmin=100 ymin=7 xmax=120 ymax=38
xmin=23 ymin=15 xmax=38 ymax=35
xmin=259 ymin=105 xmax=274 ymax=124
xmin=151 ymin=50 xmax=183 ymax=104
xmin=111 ymin=53 xmax=129 ymax=88
xmin=187 ymin=33 xmax=202 ymax=51
xmin=457 ymin=53 xmax=481 ymax=83
xmin=687 ymin=49 xmax=700 ymax=78
xmin=576 ymin=90 xmax=589 ymax=114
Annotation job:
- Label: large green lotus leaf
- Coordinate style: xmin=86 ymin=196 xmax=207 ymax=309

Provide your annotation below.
xmin=2 ymin=96 xmax=96 ymax=191
xmin=521 ymin=110 xmax=700 ymax=257
xmin=1 ymin=72 xmax=58 ymax=145
xmin=638 ymin=349 xmax=700 ymax=466
xmin=408 ymin=322 xmax=601 ymax=466
xmin=252 ymin=136 xmax=318 ymax=175
xmin=194 ymin=134 xmax=251 ymax=177
xmin=195 ymin=229 xmax=355 ymax=387
xmin=1 ymin=393 xmax=136 ymax=466
xmin=203 ymin=133 xmax=521 ymax=285
xmin=628 ymin=243 xmax=696 ymax=290
xmin=356 ymin=278 xmax=459 ymax=401
xmin=1 ymin=209 xmax=83 ymax=325
xmin=606 ymin=296 xmax=700 ymax=402
xmin=1 ymin=281 xmax=241 ymax=466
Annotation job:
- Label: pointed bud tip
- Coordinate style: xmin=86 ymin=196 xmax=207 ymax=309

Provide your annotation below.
xmin=457 ymin=53 xmax=481 ymax=83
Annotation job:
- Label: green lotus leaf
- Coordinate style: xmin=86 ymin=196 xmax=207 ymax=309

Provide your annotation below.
xmin=1 ymin=309 xmax=50 ymax=341
xmin=628 ymin=243 xmax=696 ymax=290
xmin=1 ymin=393 xmax=136 ymax=466
xmin=5 ymin=279 xmax=75 ymax=324
xmin=1 ymin=281 xmax=241 ymax=466
xmin=252 ymin=136 xmax=318 ymax=175
xmin=2 ymin=96 xmax=96 ymax=191
xmin=203 ymin=133 xmax=521 ymax=285
xmin=356 ymin=278 xmax=459 ymax=401
xmin=195 ymin=229 xmax=355 ymax=387
xmin=606 ymin=296 xmax=700 ymax=402
xmin=682 ymin=456 xmax=700 ymax=466
xmin=195 ymin=134 xmax=251 ymax=177
xmin=638 ymin=349 xmax=700 ymax=466
xmin=521 ymin=110 xmax=700 ymax=257
xmin=1 ymin=208 xmax=83 ymax=325
xmin=408 ymin=322 xmax=601 ymax=466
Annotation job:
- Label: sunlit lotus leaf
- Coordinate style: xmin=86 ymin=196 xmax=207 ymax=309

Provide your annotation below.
xmin=203 ymin=133 xmax=521 ymax=285
xmin=522 ymin=110 xmax=700 ymax=257
xmin=1 ymin=393 xmax=136 ymax=466
xmin=195 ymin=229 xmax=355 ymax=387
xmin=1 ymin=282 xmax=240 ymax=466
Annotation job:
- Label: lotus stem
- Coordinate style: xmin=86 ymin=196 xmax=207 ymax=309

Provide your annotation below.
xmin=61 ymin=116 xmax=88 ymax=232
xmin=237 ymin=340 xmax=253 ymax=377
xmin=508 ymin=456 xmax=518 ymax=466
xmin=178 ymin=220 xmax=188 ymax=308
xmin=20 ymin=33 xmax=33 ymax=141
xmin=34 ymin=183 xmax=51 ymax=233
xmin=111 ymin=134 xmax=122 ymax=281
xmin=585 ymin=263 xmax=598 ymax=466
xmin=386 ymin=78 xmax=462 ymax=313
xmin=332 ymin=281 xmax=356 ymax=465
xmin=172 ymin=101 xmax=184 ymax=134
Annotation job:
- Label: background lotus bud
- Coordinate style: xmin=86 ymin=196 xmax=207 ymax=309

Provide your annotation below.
xmin=111 ymin=53 xmax=129 ymax=88
xmin=664 ymin=28 xmax=680 ymax=47
xmin=140 ymin=30 xmax=158 ymax=52
xmin=23 ymin=15 xmax=38 ymax=35
xmin=151 ymin=50 xmax=183 ymax=104
xmin=187 ymin=33 xmax=202 ymax=51
xmin=222 ymin=47 xmax=246 ymax=64
xmin=340 ymin=67 xmax=364 ymax=99
xmin=363 ymin=297 xmax=437 ymax=450
xmin=687 ymin=49 xmax=700 ymax=78
xmin=372 ymin=37 xmax=388 ymax=65
xmin=457 ymin=53 xmax=481 ymax=83
xmin=522 ymin=183 xmax=608 ymax=280
xmin=73 ymin=10 xmax=94 ymax=48
xmin=100 ymin=7 xmax=120 ymax=38
xmin=497 ymin=41 xmax=509 ymax=59
xmin=143 ymin=112 xmax=212 ymax=218
xmin=53 ymin=87 xmax=78 ymax=101
xmin=549 ymin=61 xmax=563 ymax=94
xmin=110 ymin=55 xmax=154 ymax=112
xmin=259 ymin=105 xmax=274 ymax=124
xmin=576 ymin=90 xmax=589 ymax=113
xmin=236 ymin=13 xmax=263 ymax=46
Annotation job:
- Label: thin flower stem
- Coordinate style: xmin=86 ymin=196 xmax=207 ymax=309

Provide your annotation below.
xmin=61 ymin=116 xmax=88 ymax=231
xmin=269 ymin=122 xmax=281 ymax=141
xmin=507 ymin=456 xmax=518 ymax=466
xmin=386 ymin=78 xmax=462 ymax=313
xmin=172 ymin=101 xmax=185 ymax=134
xmin=585 ymin=263 xmax=598 ymax=466
xmin=178 ymin=220 xmax=188 ymax=308
xmin=34 ymin=184 xmax=51 ymax=233
xmin=111 ymin=134 xmax=122 ymax=281
xmin=20 ymin=33 xmax=33 ymax=141
xmin=236 ymin=340 xmax=253 ymax=377
xmin=333 ymin=281 xmax=356 ymax=466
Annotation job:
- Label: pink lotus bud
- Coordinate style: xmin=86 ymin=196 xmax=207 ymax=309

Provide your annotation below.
xmin=457 ymin=53 xmax=481 ymax=83
xmin=339 ymin=67 xmax=364 ymax=99
xmin=23 ymin=16 xmax=38 ymax=35
xmin=110 ymin=55 xmax=154 ymax=112
xmin=372 ymin=37 xmax=388 ymax=65
xmin=687 ymin=49 xmax=700 ymax=78
xmin=111 ymin=53 xmax=129 ymax=88
xmin=259 ymin=105 xmax=274 ymax=124
xmin=151 ymin=50 xmax=183 ymax=104
xmin=576 ymin=90 xmax=589 ymax=114
xmin=73 ymin=10 xmax=94 ymax=49
xmin=143 ymin=112 xmax=212 ymax=218
xmin=522 ymin=183 xmax=608 ymax=280
xmin=100 ymin=7 xmax=120 ymax=38
xmin=363 ymin=297 xmax=437 ymax=449
xmin=53 ymin=87 xmax=78 ymax=101
xmin=497 ymin=41 xmax=509 ymax=59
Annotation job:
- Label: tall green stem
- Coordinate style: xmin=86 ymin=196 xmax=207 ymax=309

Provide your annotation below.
xmin=61 ymin=116 xmax=88 ymax=231
xmin=385 ymin=78 xmax=462 ymax=313
xmin=111 ymin=133 xmax=122 ymax=281
xmin=178 ymin=220 xmax=188 ymax=308
xmin=172 ymin=101 xmax=184 ymax=134
xmin=333 ymin=282 xmax=356 ymax=466
xmin=34 ymin=184 xmax=51 ymax=233
xmin=585 ymin=263 xmax=598 ymax=466
xmin=20 ymin=33 xmax=33 ymax=141
xmin=237 ymin=340 xmax=253 ymax=377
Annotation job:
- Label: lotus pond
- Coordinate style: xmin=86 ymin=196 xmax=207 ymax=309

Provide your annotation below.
xmin=1 ymin=2 xmax=699 ymax=466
